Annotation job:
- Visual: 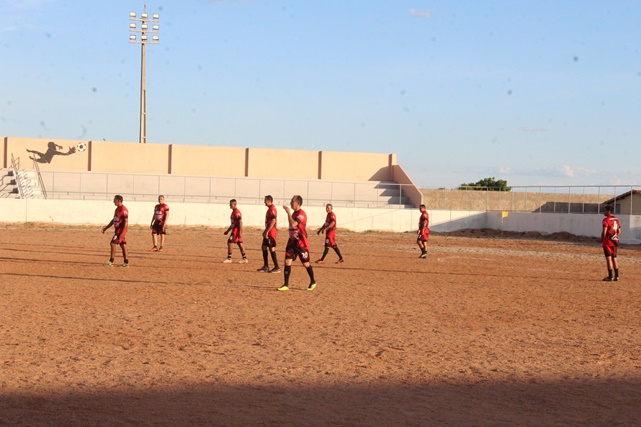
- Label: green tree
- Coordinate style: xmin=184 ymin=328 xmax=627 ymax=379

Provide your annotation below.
xmin=458 ymin=177 xmax=511 ymax=191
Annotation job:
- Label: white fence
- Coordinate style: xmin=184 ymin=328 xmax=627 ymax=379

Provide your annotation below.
xmin=35 ymin=170 xmax=413 ymax=208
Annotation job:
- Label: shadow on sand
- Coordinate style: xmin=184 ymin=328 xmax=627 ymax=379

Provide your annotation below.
xmin=2 ymin=380 xmax=640 ymax=426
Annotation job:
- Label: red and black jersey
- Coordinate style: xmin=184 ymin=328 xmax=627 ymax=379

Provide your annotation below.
xmin=288 ymin=209 xmax=309 ymax=250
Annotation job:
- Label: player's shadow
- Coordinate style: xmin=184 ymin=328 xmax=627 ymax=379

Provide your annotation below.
xmin=1 ymin=380 xmax=639 ymax=425
xmin=0 ymin=272 xmax=200 ymax=287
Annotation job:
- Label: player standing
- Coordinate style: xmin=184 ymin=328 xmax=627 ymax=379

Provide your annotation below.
xmin=223 ymin=199 xmax=248 ymax=263
xmin=316 ymin=203 xmax=345 ymax=264
xmin=278 ymin=195 xmax=317 ymax=291
xmin=257 ymin=195 xmax=280 ymax=273
xmin=417 ymin=204 xmax=429 ymax=258
xmin=101 ymin=194 xmax=129 ymax=267
xmin=601 ymin=205 xmax=621 ymax=281
xmin=150 ymin=195 xmax=169 ymax=252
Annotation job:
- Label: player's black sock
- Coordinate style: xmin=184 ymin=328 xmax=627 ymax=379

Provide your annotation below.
xmin=109 ymin=258 xmax=114 ymax=263
xmin=284 ymin=265 xmax=291 ymax=285
xmin=306 ymin=266 xmax=315 ymax=283
xmin=227 ymin=253 xmax=232 ymax=259
xmin=262 ymin=250 xmax=268 ymax=266
xmin=608 ymin=269 xmax=613 ymax=278
xmin=321 ymin=248 xmax=329 ymax=260
xmin=334 ymin=247 xmax=343 ymax=259
xmin=124 ymin=259 xmax=129 ymax=264
xmin=242 ymin=253 xmax=247 ymax=259
xmin=422 ymin=248 xmax=427 ymax=255
xmin=614 ymin=269 xmax=619 ymax=278
xmin=271 ymin=251 xmax=279 ymax=269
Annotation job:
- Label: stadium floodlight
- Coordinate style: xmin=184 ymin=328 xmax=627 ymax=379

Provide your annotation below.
xmin=129 ymin=3 xmax=160 ymax=144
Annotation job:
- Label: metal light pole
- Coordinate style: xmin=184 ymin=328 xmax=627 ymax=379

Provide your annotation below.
xmin=129 ymin=4 xmax=160 ymax=144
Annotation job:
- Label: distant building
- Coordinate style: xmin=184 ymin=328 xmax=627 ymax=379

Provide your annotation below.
xmin=603 ymin=190 xmax=641 ymax=215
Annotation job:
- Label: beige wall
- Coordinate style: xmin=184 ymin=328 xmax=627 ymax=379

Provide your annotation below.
xmin=4 ymin=137 xmax=89 ymax=171
xmin=3 ymin=137 xmax=397 ymax=184
xmin=248 ymin=148 xmax=319 ymax=180
xmin=321 ymin=152 xmax=395 ymax=181
xmin=90 ymin=141 xmax=169 ymax=174
xmin=170 ymin=145 xmax=246 ymax=177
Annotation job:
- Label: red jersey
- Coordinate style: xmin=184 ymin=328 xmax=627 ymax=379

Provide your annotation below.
xmin=113 ymin=205 xmax=128 ymax=235
xmin=153 ymin=203 xmax=169 ymax=224
xmin=324 ymin=212 xmax=337 ymax=236
xmin=419 ymin=211 xmax=429 ymax=231
xmin=230 ymin=208 xmax=242 ymax=231
xmin=265 ymin=204 xmax=278 ymax=237
xmin=602 ymin=215 xmax=620 ymax=247
xmin=288 ymin=209 xmax=309 ymax=250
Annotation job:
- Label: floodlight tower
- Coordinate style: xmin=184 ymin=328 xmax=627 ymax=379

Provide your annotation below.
xmin=129 ymin=4 xmax=160 ymax=144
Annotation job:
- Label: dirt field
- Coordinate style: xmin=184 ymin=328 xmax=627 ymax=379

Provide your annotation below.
xmin=1 ymin=224 xmax=640 ymax=426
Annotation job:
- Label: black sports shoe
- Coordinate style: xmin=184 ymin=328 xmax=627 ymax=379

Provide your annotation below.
xmin=602 ymin=277 xmax=614 ymax=282
xmin=614 ymin=277 xmax=619 ymax=282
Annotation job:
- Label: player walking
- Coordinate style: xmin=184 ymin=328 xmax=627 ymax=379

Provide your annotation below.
xmin=223 ymin=199 xmax=248 ymax=263
xmin=601 ymin=205 xmax=621 ymax=281
xmin=101 ymin=195 xmax=129 ymax=267
xmin=417 ymin=204 xmax=429 ymax=258
xmin=257 ymin=195 xmax=280 ymax=273
xmin=278 ymin=195 xmax=317 ymax=291
xmin=150 ymin=195 xmax=169 ymax=252
xmin=316 ymin=203 xmax=345 ymax=264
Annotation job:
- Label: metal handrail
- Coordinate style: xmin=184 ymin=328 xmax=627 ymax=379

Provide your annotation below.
xmin=10 ymin=154 xmax=25 ymax=198
xmin=32 ymin=158 xmax=48 ymax=199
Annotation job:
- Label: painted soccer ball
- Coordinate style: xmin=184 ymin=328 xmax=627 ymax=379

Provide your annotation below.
xmin=77 ymin=142 xmax=87 ymax=152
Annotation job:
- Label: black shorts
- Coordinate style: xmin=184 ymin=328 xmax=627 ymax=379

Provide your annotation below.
xmin=285 ymin=244 xmax=310 ymax=263
xmin=262 ymin=236 xmax=277 ymax=248
xmin=151 ymin=222 xmax=166 ymax=235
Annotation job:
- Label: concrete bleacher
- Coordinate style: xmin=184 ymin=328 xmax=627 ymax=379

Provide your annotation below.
xmin=23 ymin=170 xmax=413 ymax=209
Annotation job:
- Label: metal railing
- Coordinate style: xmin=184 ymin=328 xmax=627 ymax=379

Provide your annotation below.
xmin=10 ymin=154 xmax=26 ymax=198
xmin=35 ymin=170 xmax=415 ymax=208
xmin=32 ymin=159 xmax=48 ymax=199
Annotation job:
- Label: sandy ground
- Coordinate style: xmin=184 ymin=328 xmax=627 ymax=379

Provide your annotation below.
xmin=1 ymin=223 xmax=640 ymax=426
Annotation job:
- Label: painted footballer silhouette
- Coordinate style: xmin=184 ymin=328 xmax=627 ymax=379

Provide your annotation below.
xmin=27 ymin=141 xmax=77 ymax=164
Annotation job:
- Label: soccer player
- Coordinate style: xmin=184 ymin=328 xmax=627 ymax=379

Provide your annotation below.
xmin=601 ymin=205 xmax=621 ymax=281
xmin=278 ymin=195 xmax=317 ymax=291
xmin=417 ymin=204 xmax=429 ymax=258
xmin=316 ymin=203 xmax=345 ymax=264
xmin=150 ymin=195 xmax=169 ymax=252
xmin=223 ymin=199 xmax=248 ymax=263
xmin=257 ymin=195 xmax=280 ymax=273
xmin=101 ymin=194 xmax=129 ymax=267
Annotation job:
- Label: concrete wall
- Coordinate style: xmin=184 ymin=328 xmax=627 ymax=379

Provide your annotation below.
xmin=3 ymin=198 xmax=636 ymax=243
xmin=321 ymin=152 xmax=395 ymax=182
xmin=169 ymin=145 xmax=246 ymax=177
xmin=485 ymin=211 xmax=641 ymax=243
xmin=392 ymin=165 xmax=423 ymax=208
xmin=3 ymin=137 xmax=397 ymax=183
xmin=248 ymin=148 xmax=319 ymax=180
xmin=4 ymin=137 xmax=90 ymax=172
xmin=0 ymin=198 xmax=482 ymax=234
xmin=423 ymin=188 xmax=614 ymax=213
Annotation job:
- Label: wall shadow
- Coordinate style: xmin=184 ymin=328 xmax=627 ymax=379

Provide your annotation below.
xmin=1 ymin=380 xmax=639 ymax=426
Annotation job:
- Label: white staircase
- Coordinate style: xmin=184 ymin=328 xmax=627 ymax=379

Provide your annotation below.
xmin=1 ymin=155 xmax=47 ymax=199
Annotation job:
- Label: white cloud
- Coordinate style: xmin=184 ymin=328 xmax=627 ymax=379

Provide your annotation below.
xmin=409 ymin=9 xmax=431 ymax=19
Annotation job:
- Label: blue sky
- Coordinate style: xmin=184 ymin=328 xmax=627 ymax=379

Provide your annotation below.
xmin=1 ymin=0 xmax=640 ymax=188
